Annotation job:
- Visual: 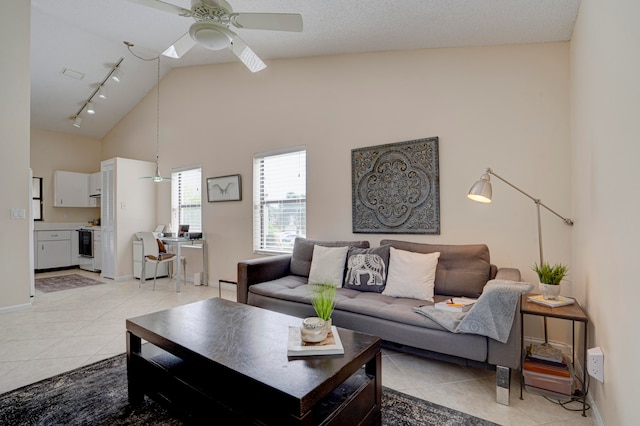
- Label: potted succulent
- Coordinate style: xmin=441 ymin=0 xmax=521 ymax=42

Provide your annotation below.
xmin=532 ymin=261 xmax=569 ymax=300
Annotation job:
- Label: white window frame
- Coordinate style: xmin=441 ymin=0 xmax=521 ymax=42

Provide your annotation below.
xmin=253 ymin=146 xmax=306 ymax=254
xmin=171 ymin=165 xmax=202 ymax=234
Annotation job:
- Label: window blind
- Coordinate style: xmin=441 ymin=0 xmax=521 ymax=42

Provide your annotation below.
xmin=171 ymin=166 xmax=202 ymax=233
xmin=253 ymin=147 xmax=306 ymax=253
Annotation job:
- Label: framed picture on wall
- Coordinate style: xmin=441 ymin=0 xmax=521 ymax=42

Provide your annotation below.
xmin=207 ymin=174 xmax=242 ymax=202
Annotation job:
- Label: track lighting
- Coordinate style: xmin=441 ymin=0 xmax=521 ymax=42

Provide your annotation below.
xmin=70 ymin=57 xmax=123 ymax=128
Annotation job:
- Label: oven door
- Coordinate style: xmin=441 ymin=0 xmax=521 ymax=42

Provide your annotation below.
xmin=79 ymin=229 xmax=93 ymax=258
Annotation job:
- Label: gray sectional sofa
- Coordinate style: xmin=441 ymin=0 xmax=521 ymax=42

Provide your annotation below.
xmin=237 ymin=237 xmax=525 ymax=405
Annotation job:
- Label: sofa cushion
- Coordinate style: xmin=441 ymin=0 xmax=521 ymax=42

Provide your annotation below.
xmin=380 ymin=240 xmax=491 ymax=298
xmin=343 ymin=245 xmax=390 ymax=293
xmin=290 ymin=237 xmax=370 ymax=277
xmin=382 ymin=247 xmax=440 ymax=301
xmin=308 ymin=245 xmax=349 ymax=286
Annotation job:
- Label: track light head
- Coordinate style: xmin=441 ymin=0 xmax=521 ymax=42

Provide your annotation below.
xmin=111 ymin=67 xmax=123 ymax=83
xmin=97 ymin=85 xmax=107 ymax=99
xmin=72 ymin=116 xmax=83 ymax=128
xmin=86 ymin=101 xmax=95 ymax=115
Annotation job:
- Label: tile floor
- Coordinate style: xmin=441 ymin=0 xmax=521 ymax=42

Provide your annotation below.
xmin=0 ymin=269 xmax=593 ymax=425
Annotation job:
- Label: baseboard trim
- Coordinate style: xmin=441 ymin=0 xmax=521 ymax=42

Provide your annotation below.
xmin=0 ymin=301 xmax=32 ymax=314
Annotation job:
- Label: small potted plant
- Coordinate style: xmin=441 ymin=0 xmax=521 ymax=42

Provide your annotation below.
xmin=300 ymin=282 xmax=337 ymax=343
xmin=532 ymin=261 xmax=569 ymax=300
xmin=309 ymin=281 xmax=337 ymax=323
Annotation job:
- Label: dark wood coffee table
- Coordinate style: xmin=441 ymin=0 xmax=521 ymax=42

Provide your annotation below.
xmin=126 ymin=298 xmax=382 ymax=425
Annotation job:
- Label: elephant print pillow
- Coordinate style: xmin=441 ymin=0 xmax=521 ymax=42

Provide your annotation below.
xmin=344 ymin=245 xmax=391 ymax=293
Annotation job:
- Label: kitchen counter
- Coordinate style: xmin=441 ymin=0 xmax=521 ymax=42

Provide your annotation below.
xmin=34 ymin=222 xmax=91 ymax=231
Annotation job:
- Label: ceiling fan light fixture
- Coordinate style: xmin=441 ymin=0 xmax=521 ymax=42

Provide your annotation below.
xmin=189 ymin=22 xmax=233 ymax=51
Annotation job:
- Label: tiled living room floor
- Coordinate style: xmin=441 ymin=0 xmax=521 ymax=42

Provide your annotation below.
xmin=0 ymin=269 xmax=593 ymax=425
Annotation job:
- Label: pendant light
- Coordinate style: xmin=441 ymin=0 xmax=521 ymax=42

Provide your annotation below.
xmin=140 ymin=55 xmax=171 ymax=182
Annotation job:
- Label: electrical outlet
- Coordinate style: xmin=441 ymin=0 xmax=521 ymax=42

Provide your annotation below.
xmin=587 ymin=347 xmax=604 ymax=382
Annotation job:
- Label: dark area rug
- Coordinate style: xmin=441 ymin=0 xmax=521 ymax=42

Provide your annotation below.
xmin=35 ymin=273 xmax=105 ymax=293
xmin=0 ymin=354 xmax=498 ymax=425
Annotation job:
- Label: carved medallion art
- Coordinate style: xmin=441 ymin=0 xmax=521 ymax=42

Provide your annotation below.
xmin=352 ymin=137 xmax=440 ymax=234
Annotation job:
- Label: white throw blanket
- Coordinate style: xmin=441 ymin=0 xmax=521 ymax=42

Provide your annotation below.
xmin=413 ymin=280 xmax=534 ymax=343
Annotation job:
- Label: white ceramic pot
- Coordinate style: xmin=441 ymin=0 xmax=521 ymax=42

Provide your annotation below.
xmin=539 ymin=283 xmax=561 ymax=300
xmin=301 ymin=317 xmax=329 ymax=343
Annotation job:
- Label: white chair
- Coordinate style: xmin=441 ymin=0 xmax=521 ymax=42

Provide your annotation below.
xmin=140 ymin=232 xmax=185 ymax=291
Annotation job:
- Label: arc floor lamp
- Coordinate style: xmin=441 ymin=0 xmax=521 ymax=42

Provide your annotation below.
xmin=468 ymin=168 xmax=574 ymax=266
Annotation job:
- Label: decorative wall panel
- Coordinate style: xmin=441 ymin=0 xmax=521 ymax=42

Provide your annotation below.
xmin=352 ymin=137 xmax=440 ymax=234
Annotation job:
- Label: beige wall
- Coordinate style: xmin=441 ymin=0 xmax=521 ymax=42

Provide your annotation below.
xmin=30 ymin=128 xmax=102 ymax=223
xmin=571 ymin=0 xmax=640 ymax=424
xmin=0 ymin=2 xmax=31 ymax=309
xmin=104 ymin=43 xmax=573 ymax=312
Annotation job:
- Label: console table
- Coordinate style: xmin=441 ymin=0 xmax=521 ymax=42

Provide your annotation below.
xmin=519 ymin=294 xmax=589 ymax=416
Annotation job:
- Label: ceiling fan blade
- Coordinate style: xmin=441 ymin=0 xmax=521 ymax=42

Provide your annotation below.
xmin=231 ymin=13 xmax=303 ymax=32
xmin=230 ymin=35 xmax=266 ymax=73
xmin=162 ymin=32 xmax=196 ymax=59
xmin=126 ymin=0 xmax=192 ymax=16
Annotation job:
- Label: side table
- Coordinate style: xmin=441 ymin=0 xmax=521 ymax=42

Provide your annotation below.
xmin=519 ymin=294 xmax=589 ymax=417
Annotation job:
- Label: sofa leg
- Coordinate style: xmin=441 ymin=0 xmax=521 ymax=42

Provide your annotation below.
xmin=496 ymin=365 xmax=510 ymax=405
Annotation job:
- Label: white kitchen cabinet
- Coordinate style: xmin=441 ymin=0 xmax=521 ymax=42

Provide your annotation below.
xmin=88 ymin=172 xmax=101 ymax=207
xmin=35 ymin=230 xmax=72 ymax=269
xmin=93 ymin=229 xmax=102 ymax=271
xmin=89 ymin=172 xmax=101 ymax=197
xmin=54 ymin=171 xmax=90 ymax=207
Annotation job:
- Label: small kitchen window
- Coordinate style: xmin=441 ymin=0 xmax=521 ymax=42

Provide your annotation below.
xmin=32 ymin=177 xmax=43 ymax=221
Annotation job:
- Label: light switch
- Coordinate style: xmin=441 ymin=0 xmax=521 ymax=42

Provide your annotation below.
xmin=10 ymin=208 xmax=26 ymax=220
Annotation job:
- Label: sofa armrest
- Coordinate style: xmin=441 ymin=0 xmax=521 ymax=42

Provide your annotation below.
xmin=237 ymin=255 xmax=292 ymax=304
xmin=495 ymin=267 xmax=521 ymax=281
xmin=488 ymin=296 xmax=522 ymax=369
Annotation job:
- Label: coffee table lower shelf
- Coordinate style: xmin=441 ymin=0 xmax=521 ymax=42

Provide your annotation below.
xmin=128 ymin=343 xmax=379 ymax=426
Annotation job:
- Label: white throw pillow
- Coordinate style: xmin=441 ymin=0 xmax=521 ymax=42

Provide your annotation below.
xmin=382 ymin=247 xmax=440 ymax=301
xmin=307 ymin=245 xmax=350 ymax=287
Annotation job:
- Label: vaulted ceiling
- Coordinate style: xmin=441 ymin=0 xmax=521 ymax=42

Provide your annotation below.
xmin=30 ymin=0 xmax=581 ymax=139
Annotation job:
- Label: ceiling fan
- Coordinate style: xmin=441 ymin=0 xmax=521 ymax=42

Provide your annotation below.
xmin=128 ymin=0 xmax=303 ymax=72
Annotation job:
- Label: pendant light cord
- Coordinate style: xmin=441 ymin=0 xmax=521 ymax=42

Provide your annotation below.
xmin=125 ymin=42 xmax=162 ymax=173
xmin=156 ymin=56 xmax=160 ymax=170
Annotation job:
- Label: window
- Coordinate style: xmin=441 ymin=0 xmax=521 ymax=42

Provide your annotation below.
xmin=32 ymin=177 xmax=43 ymax=221
xmin=171 ymin=166 xmax=202 ymax=233
xmin=253 ymin=147 xmax=306 ymax=254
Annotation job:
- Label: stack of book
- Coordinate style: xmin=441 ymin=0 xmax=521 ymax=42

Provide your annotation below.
xmin=524 ymin=344 xmax=571 ymax=377
xmin=523 ymin=343 xmax=575 ymax=398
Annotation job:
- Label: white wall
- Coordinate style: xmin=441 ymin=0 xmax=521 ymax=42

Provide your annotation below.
xmin=0 ymin=2 xmax=31 ymax=310
xmin=571 ymin=0 xmax=640 ymax=424
xmin=103 ymin=43 xmax=572 ymax=315
xmin=30 ymin=128 xmax=102 ymax=223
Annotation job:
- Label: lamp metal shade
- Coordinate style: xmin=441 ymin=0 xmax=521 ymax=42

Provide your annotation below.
xmin=86 ymin=102 xmax=95 ymax=115
xmin=97 ymin=85 xmax=107 ymax=99
xmin=467 ymin=173 xmax=492 ymax=203
xmin=72 ymin=116 xmax=82 ymax=128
